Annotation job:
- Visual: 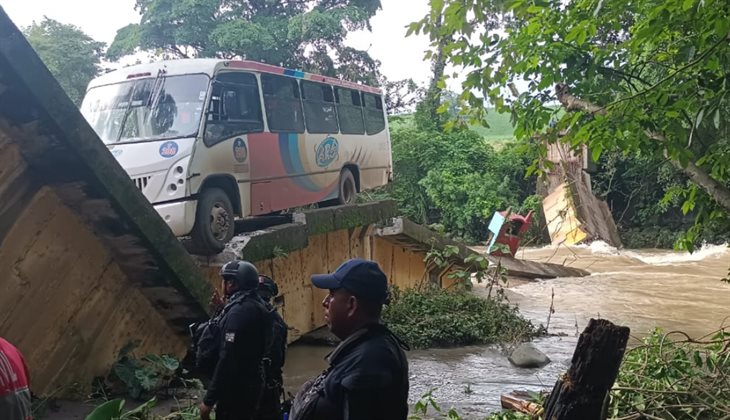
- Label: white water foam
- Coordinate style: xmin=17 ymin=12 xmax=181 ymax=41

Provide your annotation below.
xmin=623 ymin=243 xmax=729 ymax=265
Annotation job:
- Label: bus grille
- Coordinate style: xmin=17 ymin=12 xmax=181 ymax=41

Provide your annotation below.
xmin=133 ymin=176 xmax=152 ymax=191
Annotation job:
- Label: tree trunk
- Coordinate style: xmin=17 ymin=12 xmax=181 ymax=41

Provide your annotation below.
xmin=418 ymin=13 xmax=448 ymax=129
xmin=554 ymin=83 xmax=730 ymax=213
xmin=542 ymin=318 xmax=630 ymax=420
xmin=671 ymin=159 xmax=730 ymax=211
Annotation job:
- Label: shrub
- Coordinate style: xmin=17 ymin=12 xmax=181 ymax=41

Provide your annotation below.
xmin=608 ymin=328 xmax=730 ymax=419
xmin=382 ymin=286 xmax=535 ymax=349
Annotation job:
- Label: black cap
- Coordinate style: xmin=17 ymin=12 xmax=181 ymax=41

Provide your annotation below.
xmin=311 ymin=259 xmax=388 ymax=304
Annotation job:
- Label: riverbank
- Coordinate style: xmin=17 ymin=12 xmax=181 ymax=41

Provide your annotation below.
xmin=287 ymin=242 xmax=730 ymax=417
xmin=39 ymin=243 xmax=730 ymax=419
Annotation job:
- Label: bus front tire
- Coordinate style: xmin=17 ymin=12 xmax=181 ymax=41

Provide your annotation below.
xmin=189 ymin=188 xmax=235 ymax=255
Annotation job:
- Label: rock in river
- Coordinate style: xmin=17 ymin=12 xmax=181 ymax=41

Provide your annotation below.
xmin=508 ymin=343 xmax=551 ymax=368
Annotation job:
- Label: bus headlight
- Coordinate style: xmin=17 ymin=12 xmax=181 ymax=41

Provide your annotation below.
xmin=159 ymin=156 xmax=190 ymax=200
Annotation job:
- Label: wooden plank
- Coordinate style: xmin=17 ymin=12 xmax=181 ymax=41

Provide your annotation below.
xmin=372 ymin=237 xmax=395 ymax=284
xmin=390 ymin=245 xmax=411 ymax=288
xmin=500 ymin=392 xmax=543 ymax=416
xmin=405 ymin=249 xmax=427 ymax=289
xmin=326 ymin=230 xmax=350 ymax=272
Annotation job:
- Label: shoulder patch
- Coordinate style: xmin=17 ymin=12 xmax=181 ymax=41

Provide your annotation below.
xmin=225 ymin=332 xmax=236 ymax=343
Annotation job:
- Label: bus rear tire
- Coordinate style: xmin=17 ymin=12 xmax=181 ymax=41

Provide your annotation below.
xmin=337 ymin=168 xmax=357 ymax=205
xmin=337 ymin=169 xmax=357 ymax=205
xmin=318 ymin=169 xmax=358 ymax=208
xmin=189 ymin=187 xmax=235 ymax=255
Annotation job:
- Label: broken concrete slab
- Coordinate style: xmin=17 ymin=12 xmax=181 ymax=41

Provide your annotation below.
xmin=202 ymin=200 xmax=399 ymax=265
xmin=0 ymin=9 xmax=209 ymax=395
xmin=375 ymin=217 xmax=590 ymax=280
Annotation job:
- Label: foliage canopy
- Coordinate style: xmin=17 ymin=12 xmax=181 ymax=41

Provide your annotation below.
xmin=412 ymin=0 xmax=730 ymax=250
xmin=108 ymin=0 xmax=383 ymax=85
xmin=23 ymin=18 xmax=105 ymax=106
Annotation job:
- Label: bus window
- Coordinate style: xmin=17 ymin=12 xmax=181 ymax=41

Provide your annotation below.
xmin=363 ymin=92 xmax=385 ymax=135
xmin=204 ymin=72 xmax=263 ymax=146
xmin=262 ymin=74 xmax=305 ymax=133
xmin=301 ymin=81 xmax=338 ymax=134
xmin=335 ymin=87 xmax=365 ymax=135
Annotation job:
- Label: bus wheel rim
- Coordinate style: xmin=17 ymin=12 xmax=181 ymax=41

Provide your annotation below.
xmin=210 ymin=203 xmax=230 ymax=241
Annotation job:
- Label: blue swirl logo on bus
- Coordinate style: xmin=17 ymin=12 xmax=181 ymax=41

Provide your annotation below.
xmin=159 ymin=141 xmax=179 ymax=158
xmin=315 ymin=137 xmax=339 ymax=167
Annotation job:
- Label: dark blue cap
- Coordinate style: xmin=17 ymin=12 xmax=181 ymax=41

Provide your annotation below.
xmin=311 ymin=259 xmax=389 ymax=304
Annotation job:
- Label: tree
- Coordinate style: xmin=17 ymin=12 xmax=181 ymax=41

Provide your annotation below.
xmin=381 ymin=77 xmax=425 ymax=115
xmin=107 ymin=0 xmax=383 ymax=84
xmin=388 ymin=120 xmax=537 ymax=242
xmin=24 ymin=18 xmax=106 ymax=106
xmin=412 ymin=0 xmax=730 ymax=250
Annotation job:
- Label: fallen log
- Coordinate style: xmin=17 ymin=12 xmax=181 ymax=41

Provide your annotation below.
xmin=542 ymin=318 xmax=630 ymax=420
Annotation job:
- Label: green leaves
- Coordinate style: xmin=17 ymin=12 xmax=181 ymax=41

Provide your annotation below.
xmin=420 ymin=0 xmax=730 ymax=251
xmin=84 ymin=398 xmax=157 ymax=420
xmin=85 ymin=399 xmax=124 ymax=420
xmin=108 ymin=0 xmax=383 ymax=82
xmin=23 ymin=18 xmax=106 ymax=106
xmin=610 ymin=328 xmax=730 ymax=418
xmin=110 ymin=345 xmax=182 ymax=399
xmin=382 ymin=286 xmax=535 ymax=349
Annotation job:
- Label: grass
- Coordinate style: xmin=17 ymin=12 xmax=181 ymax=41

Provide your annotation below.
xmin=389 ymin=109 xmax=516 ymax=144
xmin=469 ymin=111 xmax=516 ymax=142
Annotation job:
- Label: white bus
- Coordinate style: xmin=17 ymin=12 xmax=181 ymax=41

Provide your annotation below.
xmin=80 ymin=59 xmax=393 ymax=254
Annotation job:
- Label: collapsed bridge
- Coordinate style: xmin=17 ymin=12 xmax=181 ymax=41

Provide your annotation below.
xmin=0 ymin=7 xmax=588 ymax=398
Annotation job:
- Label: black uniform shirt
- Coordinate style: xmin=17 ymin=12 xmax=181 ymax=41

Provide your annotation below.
xmin=204 ymin=291 xmax=269 ymax=408
xmin=291 ymin=323 xmax=410 ymax=420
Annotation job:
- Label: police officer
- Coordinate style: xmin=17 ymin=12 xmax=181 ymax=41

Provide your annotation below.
xmin=289 ymin=259 xmax=410 ymax=420
xmin=198 ymin=260 xmax=273 ymax=420
xmin=256 ymin=275 xmax=289 ymax=420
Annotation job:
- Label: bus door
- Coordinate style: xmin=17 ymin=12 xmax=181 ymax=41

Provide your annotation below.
xmin=189 ymin=71 xmax=264 ymax=218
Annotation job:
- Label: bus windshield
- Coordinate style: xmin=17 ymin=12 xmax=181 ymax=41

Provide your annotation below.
xmin=81 ymin=73 xmax=209 ymax=145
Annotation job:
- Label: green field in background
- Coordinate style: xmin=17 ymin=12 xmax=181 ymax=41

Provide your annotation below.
xmin=389 ymin=109 xmax=515 ymax=144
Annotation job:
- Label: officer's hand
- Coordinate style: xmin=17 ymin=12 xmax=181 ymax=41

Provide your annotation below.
xmin=209 ymin=290 xmax=224 ymax=313
xmin=199 ymin=402 xmax=213 ymax=420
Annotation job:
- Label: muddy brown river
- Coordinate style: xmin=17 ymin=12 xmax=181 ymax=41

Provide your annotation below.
xmin=284 ymin=243 xmax=730 ymax=418
xmin=46 ymin=243 xmax=729 ymax=419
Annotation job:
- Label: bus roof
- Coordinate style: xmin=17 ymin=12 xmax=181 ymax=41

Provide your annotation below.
xmin=87 ymin=58 xmax=383 ymax=95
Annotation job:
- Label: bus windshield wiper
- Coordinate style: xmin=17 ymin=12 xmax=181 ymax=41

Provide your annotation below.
xmin=147 ymin=69 xmax=166 ymax=110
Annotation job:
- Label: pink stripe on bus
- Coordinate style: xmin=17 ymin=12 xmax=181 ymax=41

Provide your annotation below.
xmin=227 ymin=60 xmax=382 ymax=94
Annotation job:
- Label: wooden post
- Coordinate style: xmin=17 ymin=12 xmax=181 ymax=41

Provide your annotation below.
xmin=542 ymin=318 xmax=630 ymax=420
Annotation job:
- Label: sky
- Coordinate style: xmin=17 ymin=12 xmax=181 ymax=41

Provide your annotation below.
xmin=0 ymin=0 xmax=440 ymax=87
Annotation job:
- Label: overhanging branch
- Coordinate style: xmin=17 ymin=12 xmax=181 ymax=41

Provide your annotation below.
xmin=554 ymin=83 xmax=730 ymax=213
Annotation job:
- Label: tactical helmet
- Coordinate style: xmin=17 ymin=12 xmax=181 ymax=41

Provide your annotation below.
xmin=258 ymin=275 xmax=279 ymax=300
xmin=220 ymin=260 xmax=259 ymax=290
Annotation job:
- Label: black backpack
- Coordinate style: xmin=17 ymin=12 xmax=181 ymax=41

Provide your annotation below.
xmin=193 ymin=292 xmax=251 ymax=377
xmin=262 ymin=308 xmax=288 ymax=391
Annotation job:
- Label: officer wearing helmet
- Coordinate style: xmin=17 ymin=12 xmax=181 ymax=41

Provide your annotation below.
xmin=197 ymin=260 xmax=273 ymax=420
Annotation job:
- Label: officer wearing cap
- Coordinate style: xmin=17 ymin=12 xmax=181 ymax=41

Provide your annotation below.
xmin=289 ymin=259 xmax=410 ymax=420
xmin=197 ymin=260 xmax=273 ymax=420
